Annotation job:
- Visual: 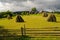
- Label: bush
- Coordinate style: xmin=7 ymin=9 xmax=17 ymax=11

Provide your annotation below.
xmin=43 ymin=12 xmax=48 ymax=17
xmin=47 ymin=14 xmax=57 ymax=22
xmin=0 ymin=14 xmax=3 ymax=18
xmin=16 ymin=15 xmax=24 ymax=22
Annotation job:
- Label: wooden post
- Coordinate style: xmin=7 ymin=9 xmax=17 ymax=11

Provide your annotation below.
xmin=21 ymin=24 xmax=26 ymax=36
xmin=23 ymin=24 xmax=26 ymax=35
xmin=21 ymin=27 xmax=24 ymax=36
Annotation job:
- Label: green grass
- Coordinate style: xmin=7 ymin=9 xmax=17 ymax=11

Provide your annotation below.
xmin=0 ymin=14 xmax=60 ymax=29
xmin=31 ymin=37 xmax=60 ymax=40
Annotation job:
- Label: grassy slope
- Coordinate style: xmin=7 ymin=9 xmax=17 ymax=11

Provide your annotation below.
xmin=0 ymin=14 xmax=60 ymax=29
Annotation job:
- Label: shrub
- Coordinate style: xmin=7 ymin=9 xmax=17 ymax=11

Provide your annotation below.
xmin=0 ymin=14 xmax=3 ymax=18
xmin=16 ymin=15 xmax=24 ymax=22
xmin=47 ymin=14 xmax=56 ymax=22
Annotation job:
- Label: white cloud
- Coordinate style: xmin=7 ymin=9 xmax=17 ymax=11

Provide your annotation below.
xmin=0 ymin=0 xmax=60 ymax=11
xmin=0 ymin=2 xmax=13 ymax=11
xmin=22 ymin=0 xmax=36 ymax=7
xmin=45 ymin=0 xmax=56 ymax=2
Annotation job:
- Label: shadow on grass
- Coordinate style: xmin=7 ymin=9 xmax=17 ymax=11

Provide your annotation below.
xmin=16 ymin=21 xmax=26 ymax=23
xmin=56 ymin=21 xmax=60 ymax=23
xmin=0 ymin=26 xmax=31 ymax=40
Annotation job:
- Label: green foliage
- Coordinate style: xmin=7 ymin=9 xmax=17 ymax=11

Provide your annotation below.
xmin=32 ymin=7 xmax=37 ymax=11
xmin=0 ymin=12 xmax=7 ymax=18
xmin=19 ymin=35 xmax=31 ymax=40
xmin=5 ymin=10 xmax=11 ymax=14
xmin=31 ymin=7 xmax=39 ymax=14
xmin=0 ymin=10 xmax=13 ymax=19
xmin=54 ymin=11 xmax=60 ymax=14
xmin=6 ymin=10 xmax=13 ymax=19
xmin=21 ymin=11 xmax=29 ymax=15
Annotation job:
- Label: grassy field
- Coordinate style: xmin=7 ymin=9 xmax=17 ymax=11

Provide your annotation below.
xmin=0 ymin=14 xmax=60 ymax=29
xmin=31 ymin=37 xmax=60 ymax=40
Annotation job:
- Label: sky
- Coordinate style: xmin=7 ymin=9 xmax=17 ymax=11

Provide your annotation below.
xmin=0 ymin=0 xmax=60 ymax=12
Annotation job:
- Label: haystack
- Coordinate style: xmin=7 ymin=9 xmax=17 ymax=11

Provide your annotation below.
xmin=7 ymin=14 xmax=12 ymax=19
xmin=16 ymin=15 xmax=24 ymax=22
xmin=47 ymin=14 xmax=56 ymax=22
xmin=43 ymin=12 xmax=48 ymax=17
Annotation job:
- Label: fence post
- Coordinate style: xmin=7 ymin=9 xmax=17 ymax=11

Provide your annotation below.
xmin=23 ymin=24 xmax=26 ymax=36
xmin=21 ymin=27 xmax=24 ymax=36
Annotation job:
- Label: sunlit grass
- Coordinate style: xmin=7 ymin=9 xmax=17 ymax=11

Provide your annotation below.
xmin=0 ymin=14 xmax=60 ymax=29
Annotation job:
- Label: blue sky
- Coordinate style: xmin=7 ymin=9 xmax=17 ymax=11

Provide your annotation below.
xmin=0 ymin=0 xmax=60 ymax=12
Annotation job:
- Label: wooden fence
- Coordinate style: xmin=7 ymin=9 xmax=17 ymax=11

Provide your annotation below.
xmin=0 ymin=26 xmax=60 ymax=38
xmin=20 ymin=27 xmax=60 ymax=38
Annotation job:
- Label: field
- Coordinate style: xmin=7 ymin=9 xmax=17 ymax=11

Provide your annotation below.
xmin=0 ymin=13 xmax=60 ymax=40
xmin=0 ymin=14 xmax=60 ymax=29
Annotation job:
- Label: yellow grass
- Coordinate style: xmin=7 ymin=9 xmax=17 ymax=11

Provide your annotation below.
xmin=0 ymin=14 xmax=60 ymax=29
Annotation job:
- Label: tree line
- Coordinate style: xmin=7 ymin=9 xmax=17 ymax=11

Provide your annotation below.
xmin=0 ymin=7 xmax=60 ymax=18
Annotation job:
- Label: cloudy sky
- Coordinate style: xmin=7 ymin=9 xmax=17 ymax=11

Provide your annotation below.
xmin=0 ymin=0 xmax=60 ymax=12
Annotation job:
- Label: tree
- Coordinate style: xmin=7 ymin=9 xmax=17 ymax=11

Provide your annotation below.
xmin=31 ymin=7 xmax=37 ymax=11
xmin=6 ymin=10 xmax=13 ymax=19
xmin=31 ymin=7 xmax=38 ymax=14
xmin=6 ymin=10 xmax=12 ymax=14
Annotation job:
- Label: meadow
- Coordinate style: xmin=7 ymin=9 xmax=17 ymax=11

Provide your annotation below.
xmin=0 ymin=13 xmax=60 ymax=29
xmin=0 ymin=13 xmax=60 ymax=40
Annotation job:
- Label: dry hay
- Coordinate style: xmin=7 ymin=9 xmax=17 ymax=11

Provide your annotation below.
xmin=16 ymin=15 xmax=24 ymax=22
xmin=47 ymin=14 xmax=57 ymax=22
xmin=43 ymin=12 xmax=48 ymax=17
xmin=7 ymin=14 xmax=12 ymax=19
